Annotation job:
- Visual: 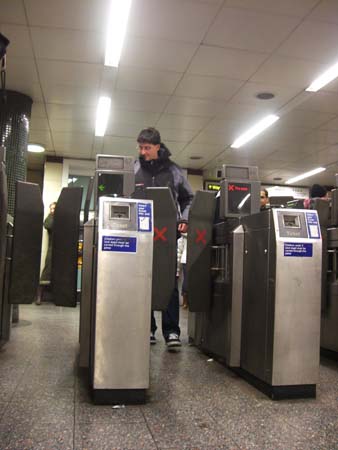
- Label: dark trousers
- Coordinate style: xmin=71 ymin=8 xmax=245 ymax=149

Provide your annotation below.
xmin=151 ymin=282 xmax=180 ymax=340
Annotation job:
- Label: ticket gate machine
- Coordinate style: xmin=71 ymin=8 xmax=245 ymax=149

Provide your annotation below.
xmin=92 ymin=196 xmax=154 ymax=404
xmin=188 ymin=165 xmax=260 ymax=365
xmin=0 ymin=144 xmax=82 ymax=345
xmin=240 ymin=208 xmax=322 ymax=398
xmin=287 ymin=182 xmax=338 ymax=360
xmin=0 ymin=146 xmax=45 ymax=345
xmin=80 ymin=155 xmax=177 ymax=404
xmin=321 ymin=176 xmax=338 ymax=357
xmin=188 ymin=164 xmax=322 ymax=398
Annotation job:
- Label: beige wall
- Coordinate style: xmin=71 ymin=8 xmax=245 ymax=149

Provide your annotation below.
xmin=187 ymin=174 xmax=203 ymax=193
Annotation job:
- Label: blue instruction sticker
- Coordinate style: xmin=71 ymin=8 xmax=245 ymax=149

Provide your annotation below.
xmin=137 ymin=203 xmax=152 ymax=232
xmin=284 ymin=242 xmax=313 ymax=257
xmin=305 ymin=212 xmax=321 ymax=239
xmin=102 ymin=236 xmax=137 ymax=253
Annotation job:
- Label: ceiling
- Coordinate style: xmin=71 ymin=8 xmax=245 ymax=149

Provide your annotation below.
xmin=2 ymin=0 xmax=338 ymax=186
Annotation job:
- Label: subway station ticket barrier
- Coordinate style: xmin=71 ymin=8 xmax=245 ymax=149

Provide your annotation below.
xmin=322 ymin=180 xmax=338 ymax=358
xmin=188 ymin=164 xmax=322 ymax=399
xmin=0 ymin=146 xmax=44 ymax=345
xmin=0 ymin=155 xmax=82 ymax=347
xmin=287 ymin=182 xmax=338 ymax=361
xmin=51 ymin=187 xmax=83 ymax=307
xmin=309 ymin=177 xmax=338 ymax=359
xmin=79 ymin=155 xmax=177 ymax=404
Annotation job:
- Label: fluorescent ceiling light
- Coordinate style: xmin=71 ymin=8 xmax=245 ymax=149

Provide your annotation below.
xmin=105 ymin=0 xmax=132 ymax=67
xmin=306 ymin=61 xmax=338 ymax=92
xmin=28 ymin=144 xmax=45 ymax=153
xmin=231 ymin=114 xmax=279 ymax=149
xmin=95 ymin=96 xmax=111 ymax=137
xmin=285 ymin=167 xmax=326 ymax=185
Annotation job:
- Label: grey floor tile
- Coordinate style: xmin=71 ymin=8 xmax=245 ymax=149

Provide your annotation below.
xmin=0 ymin=304 xmax=337 ymax=450
xmin=157 ymin=448 xmax=239 ymax=450
xmin=213 ymin=409 xmax=308 ymax=450
xmin=280 ymin=403 xmax=338 ymax=443
xmin=3 ymin=391 xmax=75 ymax=427
xmin=75 ymin=402 xmax=145 ymax=425
xmin=2 ymin=422 xmax=73 ymax=450
xmin=144 ymin=404 xmax=236 ymax=449
xmin=74 ymin=421 xmax=157 ymax=450
xmin=0 ymin=422 xmax=15 ymax=449
xmin=0 ymin=379 xmax=20 ymax=403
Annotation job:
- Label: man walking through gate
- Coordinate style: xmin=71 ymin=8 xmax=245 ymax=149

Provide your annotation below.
xmin=134 ymin=127 xmax=194 ymax=350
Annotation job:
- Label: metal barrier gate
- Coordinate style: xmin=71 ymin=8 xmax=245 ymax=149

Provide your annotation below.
xmin=51 ymin=187 xmax=83 ymax=307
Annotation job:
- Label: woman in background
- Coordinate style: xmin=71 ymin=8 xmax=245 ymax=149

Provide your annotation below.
xmin=35 ymin=202 xmax=56 ymax=305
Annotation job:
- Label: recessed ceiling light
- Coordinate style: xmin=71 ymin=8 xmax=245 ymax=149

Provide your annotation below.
xmin=273 ymin=177 xmax=282 ymax=181
xmin=256 ymin=92 xmax=275 ymax=100
xmin=190 ymin=156 xmax=202 ymax=160
xmin=28 ymin=144 xmax=45 ymax=153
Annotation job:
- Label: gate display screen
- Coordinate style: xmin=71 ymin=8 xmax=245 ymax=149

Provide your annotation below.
xmin=283 ymin=214 xmax=300 ymax=228
xmin=227 ymin=183 xmax=251 ymax=214
xmin=97 ymin=173 xmax=124 ymax=198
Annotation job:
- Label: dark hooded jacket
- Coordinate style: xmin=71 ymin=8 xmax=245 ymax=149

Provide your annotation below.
xmin=134 ymin=143 xmax=194 ymax=222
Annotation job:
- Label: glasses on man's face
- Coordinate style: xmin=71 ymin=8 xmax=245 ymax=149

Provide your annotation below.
xmin=138 ymin=144 xmax=153 ymax=152
xmin=260 ymin=195 xmax=266 ymax=199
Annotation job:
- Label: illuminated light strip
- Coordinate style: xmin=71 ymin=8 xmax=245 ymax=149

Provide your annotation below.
xmin=306 ymin=61 xmax=338 ymax=92
xmin=95 ymin=96 xmax=111 ymax=137
xmin=105 ymin=0 xmax=132 ymax=67
xmin=285 ymin=167 xmax=326 ymax=185
xmin=231 ymin=114 xmax=279 ymax=149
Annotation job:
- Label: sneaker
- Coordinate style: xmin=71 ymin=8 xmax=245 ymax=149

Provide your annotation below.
xmin=166 ymin=333 xmax=181 ymax=349
xmin=150 ymin=333 xmax=157 ymax=345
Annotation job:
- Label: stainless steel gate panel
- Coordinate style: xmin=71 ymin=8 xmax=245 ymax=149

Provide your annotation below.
xmin=228 ymin=225 xmax=244 ymax=367
xmin=9 ymin=181 xmax=43 ymax=304
xmin=93 ymin=197 xmax=153 ymax=392
xmin=52 ymin=187 xmax=82 ymax=307
xmin=187 ymin=191 xmax=216 ymax=312
xmin=79 ymin=219 xmax=95 ymax=368
xmin=272 ymin=209 xmax=321 ymax=386
xmin=241 ymin=209 xmax=322 ymax=387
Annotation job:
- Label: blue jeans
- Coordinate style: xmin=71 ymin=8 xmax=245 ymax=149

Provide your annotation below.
xmin=151 ymin=282 xmax=180 ymax=340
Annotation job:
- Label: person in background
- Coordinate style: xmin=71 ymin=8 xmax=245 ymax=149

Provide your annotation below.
xmin=134 ymin=127 xmax=193 ymax=350
xmin=304 ymin=184 xmax=328 ymax=208
xmin=35 ymin=202 xmax=56 ymax=305
xmin=260 ymin=189 xmax=270 ymax=210
xmin=177 ymin=232 xmax=188 ymax=309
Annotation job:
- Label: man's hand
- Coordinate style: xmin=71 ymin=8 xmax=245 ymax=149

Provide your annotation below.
xmin=178 ymin=222 xmax=188 ymax=233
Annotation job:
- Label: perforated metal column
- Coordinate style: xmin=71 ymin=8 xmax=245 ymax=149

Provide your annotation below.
xmin=0 ymin=91 xmax=32 ymax=215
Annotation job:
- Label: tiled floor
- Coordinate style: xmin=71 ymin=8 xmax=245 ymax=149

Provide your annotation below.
xmin=0 ymin=304 xmax=337 ymax=450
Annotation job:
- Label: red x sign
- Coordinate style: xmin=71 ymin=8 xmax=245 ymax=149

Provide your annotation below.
xmin=228 ymin=184 xmax=235 ymax=191
xmin=195 ymin=229 xmax=207 ymax=245
xmin=154 ymin=226 xmax=168 ymax=242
